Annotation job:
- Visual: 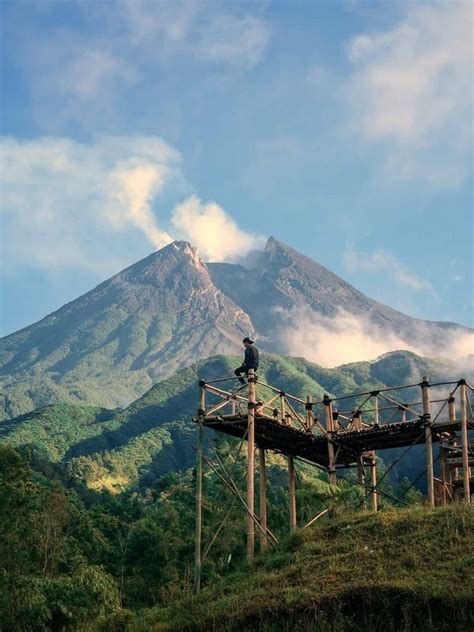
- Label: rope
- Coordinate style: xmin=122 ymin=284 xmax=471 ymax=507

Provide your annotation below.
xmin=364 ymin=430 xmax=425 ymax=499
xmin=402 ymin=453 xmax=441 ymax=496
xmin=201 ymin=430 xmax=249 ymax=559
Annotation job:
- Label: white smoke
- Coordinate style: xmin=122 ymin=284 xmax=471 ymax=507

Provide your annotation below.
xmin=1 ymin=136 xmax=266 ymax=273
xmin=278 ymin=307 xmax=474 ymax=368
xmin=170 ymin=195 xmax=265 ymax=262
xmin=0 ymin=135 xmax=178 ymax=273
xmin=108 ymin=162 xmax=173 ymax=249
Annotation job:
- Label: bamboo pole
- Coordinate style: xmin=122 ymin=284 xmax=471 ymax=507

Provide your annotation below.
xmin=357 ymin=453 xmax=367 ymax=510
xmin=449 ymin=396 xmax=459 ymax=484
xmin=259 ymin=448 xmax=268 ymax=551
xmin=421 ymin=376 xmax=435 ymax=506
xmin=280 ymin=392 xmax=286 ymax=424
xmin=306 ymin=394 xmax=313 ymax=431
xmin=460 ymin=382 xmax=471 ymax=504
xmin=194 ymin=383 xmax=206 ymax=594
xmin=370 ymin=453 xmax=378 ymax=512
xmin=288 ymin=456 xmax=297 ymax=531
xmin=439 ymin=445 xmax=447 ymax=507
xmin=202 ymin=454 xmax=278 ymax=544
xmin=448 ymin=396 xmax=456 ymax=422
xmin=247 ymin=369 xmax=256 ymax=559
xmin=324 ymin=395 xmax=337 ymax=485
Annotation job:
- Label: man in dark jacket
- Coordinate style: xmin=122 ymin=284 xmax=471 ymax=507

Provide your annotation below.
xmin=234 ymin=337 xmax=259 ymax=384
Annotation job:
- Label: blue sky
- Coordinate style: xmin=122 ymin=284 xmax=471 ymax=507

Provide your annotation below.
xmin=1 ymin=0 xmax=473 ymax=337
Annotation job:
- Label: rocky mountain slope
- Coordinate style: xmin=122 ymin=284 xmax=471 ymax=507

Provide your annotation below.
xmin=1 ymin=238 xmax=471 ymax=419
xmin=0 ymin=242 xmax=253 ymax=417
xmin=209 ymin=237 xmax=470 ymax=354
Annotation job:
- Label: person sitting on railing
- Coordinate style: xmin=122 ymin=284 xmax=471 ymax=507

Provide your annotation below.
xmin=234 ymin=337 xmax=259 ymax=385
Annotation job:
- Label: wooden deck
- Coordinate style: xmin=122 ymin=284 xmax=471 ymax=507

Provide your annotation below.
xmin=203 ymin=413 xmax=463 ymax=468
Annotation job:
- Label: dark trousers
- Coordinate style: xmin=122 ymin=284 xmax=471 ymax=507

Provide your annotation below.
xmin=234 ymin=365 xmax=257 ymax=385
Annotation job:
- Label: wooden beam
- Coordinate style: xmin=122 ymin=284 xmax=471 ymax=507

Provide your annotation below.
xmin=324 ymin=396 xmax=337 ymax=485
xmin=460 ymin=382 xmax=471 ymax=504
xmin=259 ymin=448 xmax=268 ymax=551
xmin=306 ymin=394 xmax=313 ymax=431
xmin=448 ymin=396 xmax=459 ymax=485
xmin=439 ymin=445 xmax=447 ymax=507
xmin=288 ymin=455 xmax=297 ymax=531
xmin=194 ymin=382 xmax=205 ymax=593
xmin=304 ymin=507 xmax=329 ymax=528
xmin=421 ymin=376 xmax=435 ymax=506
xmin=247 ymin=369 xmax=256 ymax=560
xmin=370 ymin=453 xmax=378 ymax=512
xmin=357 ymin=453 xmax=367 ymax=510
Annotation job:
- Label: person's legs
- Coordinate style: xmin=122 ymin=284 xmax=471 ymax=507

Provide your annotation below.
xmin=234 ymin=365 xmax=247 ymax=384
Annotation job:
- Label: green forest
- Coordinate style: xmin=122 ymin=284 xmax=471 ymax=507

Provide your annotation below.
xmin=1 ymin=352 xmax=473 ymax=630
xmin=2 ymin=442 xmax=473 ymax=631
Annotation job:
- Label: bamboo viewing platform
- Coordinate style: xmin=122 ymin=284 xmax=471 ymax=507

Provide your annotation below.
xmin=193 ymin=372 xmax=473 ymax=592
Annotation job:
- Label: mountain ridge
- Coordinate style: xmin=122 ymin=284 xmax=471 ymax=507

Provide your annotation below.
xmin=1 ymin=238 xmax=472 ymax=419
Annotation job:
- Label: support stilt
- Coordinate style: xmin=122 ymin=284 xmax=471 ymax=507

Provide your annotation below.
xmin=421 ymin=376 xmax=435 ymax=506
xmin=449 ymin=396 xmax=459 ymax=487
xmin=439 ymin=445 xmax=447 ymax=507
xmin=370 ymin=453 xmax=378 ymax=512
xmin=194 ymin=383 xmax=206 ymax=594
xmin=288 ymin=455 xmax=297 ymax=531
xmin=324 ymin=395 xmax=337 ymax=485
xmin=247 ymin=369 xmax=256 ymax=560
xmin=306 ymin=394 xmax=313 ymax=431
xmin=460 ymin=381 xmax=471 ymax=504
xmin=357 ymin=453 xmax=367 ymax=510
xmin=259 ymin=448 xmax=268 ymax=551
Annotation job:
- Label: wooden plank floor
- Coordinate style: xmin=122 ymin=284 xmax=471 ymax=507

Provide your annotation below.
xmin=202 ymin=414 xmax=462 ymax=468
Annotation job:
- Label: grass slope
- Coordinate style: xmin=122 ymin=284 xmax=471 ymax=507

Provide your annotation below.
xmin=138 ymin=505 xmax=474 ymax=632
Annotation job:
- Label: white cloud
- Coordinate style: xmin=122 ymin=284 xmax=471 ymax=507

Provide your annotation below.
xmin=119 ymin=1 xmax=270 ymax=67
xmin=57 ymin=49 xmax=137 ymax=102
xmin=347 ymin=2 xmax=472 ymax=183
xmin=5 ymin=1 xmax=271 ymax=130
xmin=343 ymin=243 xmax=432 ymax=291
xmin=0 ymin=136 xmax=179 ymax=273
xmin=196 ymin=14 xmax=270 ymax=68
xmin=171 ymin=195 xmax=265 ymax=261
xmin=0 ymin=135 xmax=265 ymax=273
xmin=279 ymin=307 xmax=474 ymax=368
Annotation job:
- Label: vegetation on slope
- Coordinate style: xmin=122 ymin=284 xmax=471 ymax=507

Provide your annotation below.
xmin=2 ymin=443 xmax=470 ymax=632
xmin=138 ymin=505 xmax=474 ymax=632
xmin=0 ymin=351 xmax=462 ymax=492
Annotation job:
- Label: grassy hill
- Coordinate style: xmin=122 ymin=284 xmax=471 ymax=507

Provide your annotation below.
xmin=0 ymin=351 xmax=463 ymax=492
xmin=3 ymin=442 xmax=470 ymax=632
xmin=136 ymin=505 xmax=474 ymax=632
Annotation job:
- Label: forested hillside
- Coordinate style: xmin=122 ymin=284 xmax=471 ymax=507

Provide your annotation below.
xmin=0 ymin=351 xmax=461 ymax=492
xmin=1 ymin=444 xmax=472 ymax=631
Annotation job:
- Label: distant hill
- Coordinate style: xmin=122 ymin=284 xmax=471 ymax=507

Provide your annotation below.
xmin=1 ymin=238 xmax=472 ymax=419
xmin=0 ymin=351 xmax=465 ymax=492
